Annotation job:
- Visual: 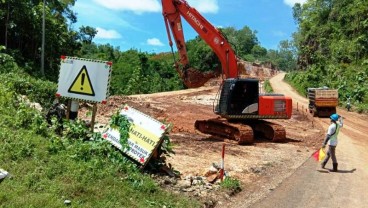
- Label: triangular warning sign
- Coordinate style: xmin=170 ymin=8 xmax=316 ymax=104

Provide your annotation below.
xmin=68 ymin=65 xmax=95 ymax=96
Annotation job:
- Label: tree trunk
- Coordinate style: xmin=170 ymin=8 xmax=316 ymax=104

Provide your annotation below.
xmin=5 ymin=1 xmax=10 ymax=48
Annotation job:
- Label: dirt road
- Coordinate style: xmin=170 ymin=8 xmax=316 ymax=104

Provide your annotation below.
xmin=251 ymin=73 xmax=368 ymax=208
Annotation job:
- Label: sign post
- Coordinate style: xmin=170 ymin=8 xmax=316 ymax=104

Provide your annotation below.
xmin=56 ymin=56 xmax=112 ymax=129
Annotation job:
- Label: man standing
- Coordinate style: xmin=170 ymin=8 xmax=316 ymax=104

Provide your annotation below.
xmin=321 ymin=113 xmax=344 ymax=172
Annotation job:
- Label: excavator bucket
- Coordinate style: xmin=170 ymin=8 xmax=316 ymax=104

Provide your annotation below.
xmin=176 ymin=67 xmax=216 ymax=88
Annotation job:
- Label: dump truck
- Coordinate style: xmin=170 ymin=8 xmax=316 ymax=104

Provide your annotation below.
xmin=307 ymin=87 xmax=338 ymax=117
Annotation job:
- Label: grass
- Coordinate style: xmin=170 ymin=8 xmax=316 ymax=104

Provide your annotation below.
xmin=0 ymin=129 xmax=200 ymax=208
xmin=0 ymin=83 xmax=200 ymax=208
xmin=220 ymin=177 xmax=241 ymax=195
xmin=263 ymin=80 xmax=273 ymax=93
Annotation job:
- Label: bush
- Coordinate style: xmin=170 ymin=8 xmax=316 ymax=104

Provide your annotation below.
xmin=1 ymin=72 xmax=57 ymax=109
xmin=263 ymin=80 xmax=273 ymax=93
xmin=0 ymin=52 xmax=19 ymax=73
xmin=220 ymin=177 xmax=241 ymax=194
xmin=285 ymin=63 xmax=368 ymax=112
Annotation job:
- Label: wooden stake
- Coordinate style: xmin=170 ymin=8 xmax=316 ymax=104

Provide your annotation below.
xmin=66 ymin=100 xmax=71 ymax=120
xmin=91 ymin=103 xmax=98 ymax=132
xmin=219 ymin=143 xmax=226 ymax=182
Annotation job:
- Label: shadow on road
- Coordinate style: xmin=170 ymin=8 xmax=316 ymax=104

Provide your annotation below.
xmin=284 ymin=137 xmax=303 ymax=143
xmin=317 ymin=168 xmax=356 ymax=174
xmin=337 ymin=168 xmax=356 ymax=173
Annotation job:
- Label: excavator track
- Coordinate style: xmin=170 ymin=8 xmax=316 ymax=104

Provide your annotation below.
xmin=195 ymin=118 xmax=254 ymax=145
xmin=194 ymin=118 xmax=286 ymax=144
xmin=251 ymin=121 xmax=286 ymax=142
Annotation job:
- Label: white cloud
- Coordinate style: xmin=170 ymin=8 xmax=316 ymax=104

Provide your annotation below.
xmin=93 ymin=0 xmax=219 ymax=14
xmin=96 ymin=27 xmax=122 ymax=39
xmin=283 ymin=0 xmax=307 ymax=7
xmin=93 ymin=0 xmax=160 ymax=13
xmin=273 ymin=31 xmax=286 ymax=37
xmin=187 ymin=0 xmax=219 ymax=13
xmin=147 ymin=38 xmax=164 ymax=46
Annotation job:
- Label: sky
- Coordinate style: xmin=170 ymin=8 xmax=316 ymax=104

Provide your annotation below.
xmin=71 ymin=0 xmax=307 ymax=53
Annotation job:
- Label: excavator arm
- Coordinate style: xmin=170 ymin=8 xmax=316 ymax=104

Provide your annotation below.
xmin=162 ymin=0 xmax=239 ymax=87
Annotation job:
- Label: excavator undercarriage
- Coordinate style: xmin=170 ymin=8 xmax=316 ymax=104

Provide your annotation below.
xmin=195 ymin=119 xmax=286 ymax=145
xmin=194 ymin=78 xmax=291 ymax=145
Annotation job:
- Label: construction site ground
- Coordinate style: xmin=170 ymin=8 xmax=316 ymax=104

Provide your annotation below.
xmin=79 ymin=73 xmax=368 ymax=207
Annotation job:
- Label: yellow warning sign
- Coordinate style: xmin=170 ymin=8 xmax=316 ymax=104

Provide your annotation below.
xmin=68 ymin=65 xmax=95 ymax=96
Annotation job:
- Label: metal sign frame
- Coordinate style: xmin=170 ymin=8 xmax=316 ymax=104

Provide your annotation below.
xmin=57 ymin=56 xmax=112 ymax=103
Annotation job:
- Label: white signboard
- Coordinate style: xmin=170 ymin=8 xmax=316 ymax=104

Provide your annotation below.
xmin=102 ymin=105 xmax=167 ymax=166
xmin=57 ymin=56 xmax=112 ymax=103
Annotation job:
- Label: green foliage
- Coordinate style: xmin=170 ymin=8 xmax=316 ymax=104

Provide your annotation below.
xmin=109 ymin=111 xmax=131 ymax=150
xmin=220 ymin=177 xmax=241 ymax=194
xmin=251 ymin=45 xmax=267 ymax=59
xmin=77 ymin=45 xmax=183 ymax=95
xmin=62 ymin=119 xmax=92 ymax=141
xmin=13 ymin=102 xmax=49 ymax=135
xmin=160 ymin=132 xmax=175 ymax=156
xmin=263 ymin=80 xmax=274 ymax=93
xmin=0 ymin=52 xmax=19 ymax=73
xmin=0 ymin=72 xmax=56 ymax=109
xmin=186 ymin=36 xmax=220 ymax=72
xmin=79 ymin=26 xmax=98 ymax=44
xmin=220 ymin=26 xmax=259 ymax=56
xmin=0 ymin=81 xmax=200 ymax=207
xmin=292 ymin=0 xmax=368 ymax=71
xmin=0 ymin=0 xmax=83 ymax=80
xmin=285 ymin=62 xmax=368 ymax=111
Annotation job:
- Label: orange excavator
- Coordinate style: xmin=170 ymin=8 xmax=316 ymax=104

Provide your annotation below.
xmin=162 ymin=0 xmax=292 ymax=144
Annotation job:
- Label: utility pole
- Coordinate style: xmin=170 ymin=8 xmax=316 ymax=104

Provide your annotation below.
xmin=41 ymin=0 xmax=45 ymax=76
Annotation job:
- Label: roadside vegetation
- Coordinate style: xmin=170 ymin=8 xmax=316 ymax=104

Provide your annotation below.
xmin=0 ymin=57 xmax=200 ymax=207
xmin=284 ymin=0 xmax=368 ymax=113
xmin=1 ymin=0 xmax=367 ymax=206
xmin=263 ymin=80 xmax=274 ymax=93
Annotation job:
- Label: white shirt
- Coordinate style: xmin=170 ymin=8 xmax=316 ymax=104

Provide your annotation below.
xmin=327 ymin=118 xmax=343 ymax=146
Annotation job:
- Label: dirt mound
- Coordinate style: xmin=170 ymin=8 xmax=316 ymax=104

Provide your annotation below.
xmin=237 ymin=60 xmax=277 ymax=80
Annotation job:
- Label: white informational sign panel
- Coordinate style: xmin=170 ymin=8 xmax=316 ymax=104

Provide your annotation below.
xmin=57 ymin=56 xmax=112 ymax=103
xmin=102 ymin=105 xmax=167 ymax=166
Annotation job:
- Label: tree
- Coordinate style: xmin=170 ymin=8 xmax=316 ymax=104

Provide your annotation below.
xmin=0 ymin=0 xmax=83 ymax=81
xmin=220 ymin=26 xmax=259 ymax=57
xmin=79 ymin=26 xmax=97 ymax=44
xmin=277 ymin=40 xmax=297 ymax=71
xmin=251 ymin=45 xmax=267 ymax=59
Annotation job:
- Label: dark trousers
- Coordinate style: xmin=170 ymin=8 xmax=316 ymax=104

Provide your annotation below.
xmin=322 ymin=145 xmax=337 ymax=164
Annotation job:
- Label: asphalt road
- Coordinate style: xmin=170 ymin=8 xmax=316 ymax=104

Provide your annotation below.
xmin=250 ymin=73 xmax=368 ymax=208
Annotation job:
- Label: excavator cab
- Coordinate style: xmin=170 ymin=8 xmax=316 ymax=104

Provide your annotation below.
xmin=215 ymin=78 xmax=292 ymax=120
xmin=215 ymin=78 xmax=260 ymax=117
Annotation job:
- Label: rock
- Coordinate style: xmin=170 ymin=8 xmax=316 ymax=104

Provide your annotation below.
xmin=177 ymin=180 xmax=192 ymax=189
xmin=206 ymin=172 xmax=218 ymax=183
xmin=0 ymin=169 xmax=9 ymax=182
xmin=204 ymin=166 xmax=219 ymax=177
xmin=64 ymin=200 xmax=71 ymax=206
xmin=250 ymin=166 xmax=264 ymax=174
